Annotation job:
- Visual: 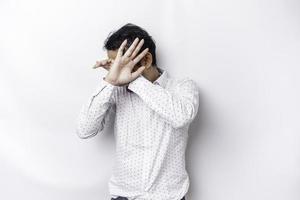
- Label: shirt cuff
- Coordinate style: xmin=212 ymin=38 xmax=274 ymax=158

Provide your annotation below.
xmin=92 ymin=76 xmax=117 ymax=96
xmin=127 ymin=75 xmax=152 ymax=92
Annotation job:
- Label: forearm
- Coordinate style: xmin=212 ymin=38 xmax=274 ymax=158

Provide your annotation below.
xmin=76 ymin=78 xmax=117 ymax=139
xmin=128 ymin=76 xmax=199 ymax=129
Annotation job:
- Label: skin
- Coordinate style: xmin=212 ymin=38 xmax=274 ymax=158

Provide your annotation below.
xmin=93 ymin=37 xmax=161 ymax=86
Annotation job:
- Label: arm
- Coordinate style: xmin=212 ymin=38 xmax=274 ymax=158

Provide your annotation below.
xmin=127 ymin=76 xmax=199 ymax=129
xmin=76 ymin=77 xmax=117 ymax=139
xmin=76 ymin=37 xmax=148 ymax=138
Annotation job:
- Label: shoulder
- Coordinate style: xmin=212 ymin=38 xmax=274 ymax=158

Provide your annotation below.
xmin=165 ymin=77 xmax=199 ymax=96
xmin=172 ymin=77 xmax=198 ymax=89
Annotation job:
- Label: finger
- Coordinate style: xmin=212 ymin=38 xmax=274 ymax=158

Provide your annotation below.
xmin=93 ymin=61 xmax=101 ymax=68
xmin=101 ymin=64 xmax=110 ymax=71
xmin=93 ymin=63 xmax=110 ymax=70
xmin=132 ymin=48 xmax=149 ymax=65
xmin=116 ymin=39 xmax=128 ymax=59
xmin=130 ymin=39 xmax=144 ymax=59
xmin=123 ymin=37 xmax=139 ymax=58
xmin=108 ymin=59 xmax=114 ymax=64
xmin=93 ymin=62 xmax=102 ymax=69
xmin=94 ymin=61 xmax=113 ymax=70
xmin=93 ymin=64 xmax=99 ymax=69
xmin=93 ymin=59 xmax=109 ymax=68
xmin=131 ymin=66 xmax=146 ymax=80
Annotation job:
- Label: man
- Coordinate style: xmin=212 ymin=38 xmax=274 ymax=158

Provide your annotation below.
xmin=76 ymin=23 xmax=199 ymax=200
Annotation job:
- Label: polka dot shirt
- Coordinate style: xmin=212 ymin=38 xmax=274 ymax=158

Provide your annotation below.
xmin=76 ymin=67 xmax=199 ymax=200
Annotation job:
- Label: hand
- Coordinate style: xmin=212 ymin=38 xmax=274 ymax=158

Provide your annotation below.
xmin=104 ymin=38 xmax=149 ymax=86
xmin=93 ymin=58 xmax=114 ymax=70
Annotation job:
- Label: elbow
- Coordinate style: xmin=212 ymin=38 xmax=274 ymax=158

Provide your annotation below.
xmin=172 ymin=104 xmax=198 ymax=129
xmin=76 ymin=124 xmax=102 ymax=139
xmin=76 ymin=128 xmax=96 ymax=139
xmin=76 ymin=130 xmax=96 ymax=139
xmin=173 ymin=91 xmax=200 ymax=129
xmin=76 ymin=113 xmax=107 ymax=139
xmin=172 ymin=116 xmax=193 ymax=129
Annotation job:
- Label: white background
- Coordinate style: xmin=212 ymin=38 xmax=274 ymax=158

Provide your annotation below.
xmin=0 ymin=0 xmax=299 ymax=199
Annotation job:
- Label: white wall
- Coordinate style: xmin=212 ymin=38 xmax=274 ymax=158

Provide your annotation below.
xmin=0 ymin=0 xmax=299 ymax=199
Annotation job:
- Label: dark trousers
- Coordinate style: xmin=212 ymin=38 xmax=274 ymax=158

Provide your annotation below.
xmin=111 ymin=196 xmax=185 ymax=200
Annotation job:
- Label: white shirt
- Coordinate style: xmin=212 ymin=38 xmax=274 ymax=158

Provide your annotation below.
xmin=76 ymin=67 xmax=199 ymax=200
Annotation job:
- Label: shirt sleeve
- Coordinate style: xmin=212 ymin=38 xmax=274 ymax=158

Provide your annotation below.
xmin=76 ymin=77 xmax=117 ymax=139
xmin=127 ymin=75 xmax=199 ymax=129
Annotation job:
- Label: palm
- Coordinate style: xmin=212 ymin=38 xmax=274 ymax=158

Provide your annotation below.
xmin=113 ymin=65 xmax=133 ymax=85
xmin=105 ymin=38 xmax=149 ymax=86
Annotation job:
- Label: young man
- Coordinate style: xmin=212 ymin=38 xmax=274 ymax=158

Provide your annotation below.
xmin=76 ymin=23 xmax=199 ymax=200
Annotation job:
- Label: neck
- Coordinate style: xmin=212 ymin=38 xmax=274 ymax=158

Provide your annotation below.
xmin=142 ymin=65 xmax=161 ymax=83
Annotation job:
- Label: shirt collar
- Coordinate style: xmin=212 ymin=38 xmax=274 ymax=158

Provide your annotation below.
xmin=153 ymin=67 xmax=168 ymax=88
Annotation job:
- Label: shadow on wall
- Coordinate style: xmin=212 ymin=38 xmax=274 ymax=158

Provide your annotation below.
xmin=185 ymin=87 xmax=211 ymax=199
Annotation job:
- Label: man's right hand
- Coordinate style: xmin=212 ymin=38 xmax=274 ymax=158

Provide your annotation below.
xmin=103 ymin=38 xmax=148 ymax=86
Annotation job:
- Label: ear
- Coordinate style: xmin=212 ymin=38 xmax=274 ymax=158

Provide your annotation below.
xmin=140 ymin=52 xmax=153 ymax=69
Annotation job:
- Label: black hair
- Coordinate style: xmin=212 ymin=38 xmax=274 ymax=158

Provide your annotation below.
xmin=103 ymin=23 xmax=157 ymax=66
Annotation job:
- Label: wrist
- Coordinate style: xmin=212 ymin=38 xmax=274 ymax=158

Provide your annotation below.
xmin=104 ymin=76 xmax=118 ymax=86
